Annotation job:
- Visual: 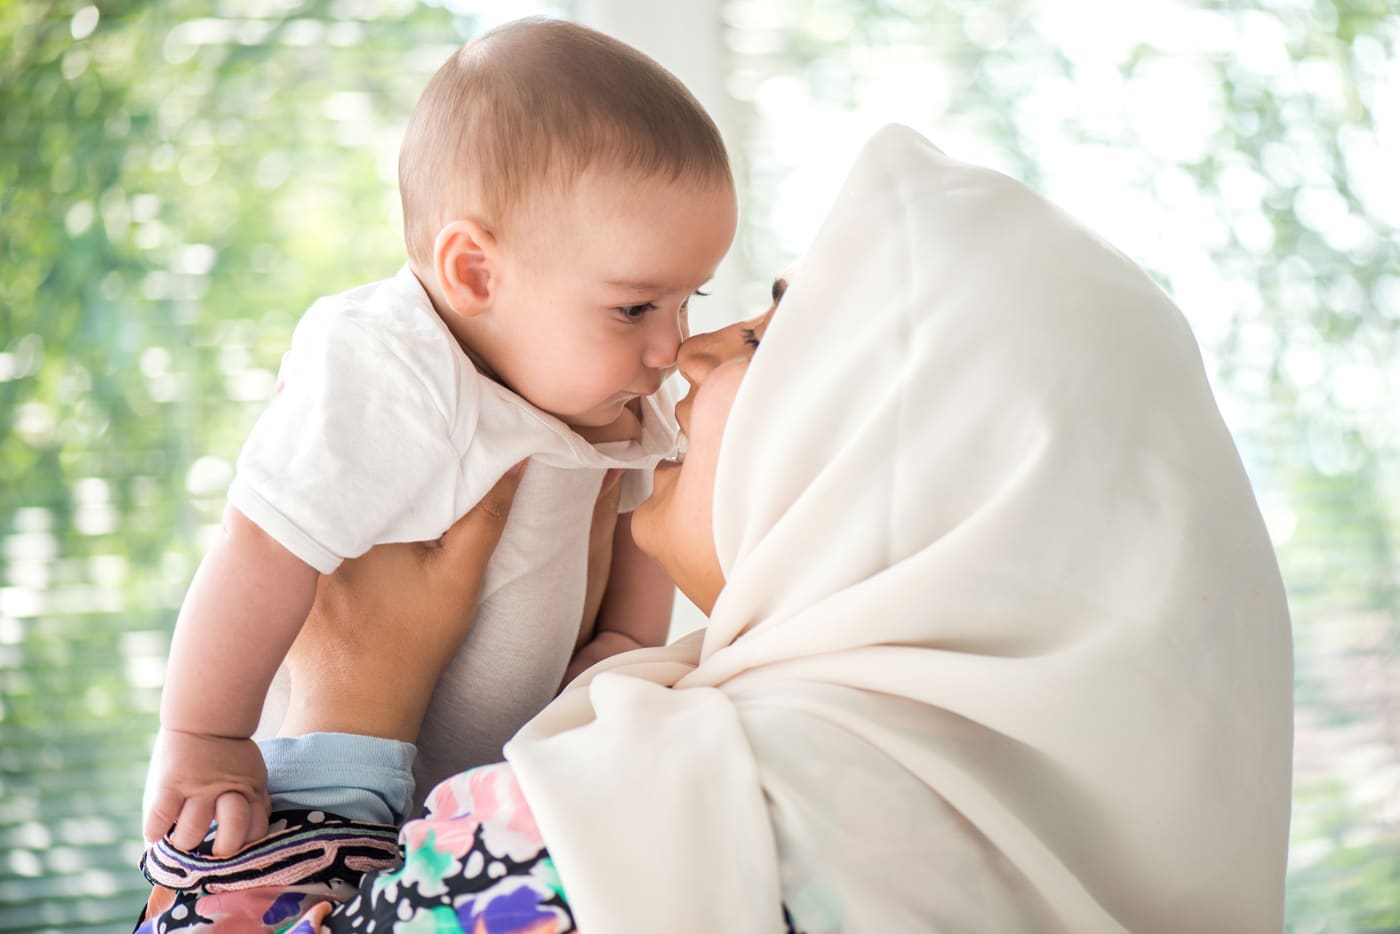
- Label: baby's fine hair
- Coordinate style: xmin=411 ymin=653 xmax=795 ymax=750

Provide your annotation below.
xmin=399 ymin=17 xmax=733 ymax=268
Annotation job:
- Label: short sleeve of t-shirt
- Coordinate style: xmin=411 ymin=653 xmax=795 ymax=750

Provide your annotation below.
xmin=227 ymin=304 xmax=470 ymax=573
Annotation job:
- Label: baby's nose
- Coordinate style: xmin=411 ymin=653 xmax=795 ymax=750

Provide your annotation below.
xmin=642 ymin=312 xmax=685 ymax=370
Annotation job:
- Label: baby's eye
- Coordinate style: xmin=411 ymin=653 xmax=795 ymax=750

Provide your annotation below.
xmin=741 ymin=327 xmax=760 ymax=348
xmin=616 ymin=303 xmax=657 ymax=321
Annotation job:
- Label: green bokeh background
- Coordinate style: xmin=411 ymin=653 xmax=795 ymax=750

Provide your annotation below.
xmin=3 ymin=0 xmax=1397 ymax=929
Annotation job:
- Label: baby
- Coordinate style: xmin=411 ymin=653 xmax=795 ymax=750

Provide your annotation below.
xmin=143 ymin=17 xmax=738 ymax=856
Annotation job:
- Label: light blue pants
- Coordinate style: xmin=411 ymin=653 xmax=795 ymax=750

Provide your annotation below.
xmin=259 ymin=733 xmax=414 ymax=824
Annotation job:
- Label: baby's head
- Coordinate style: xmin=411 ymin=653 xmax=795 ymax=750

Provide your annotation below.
xmin=399 ymin=17 xmax=737 ymax=429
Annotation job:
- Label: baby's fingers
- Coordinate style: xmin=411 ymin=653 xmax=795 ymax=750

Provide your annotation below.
xmin=169 ymin=796 xmax=216 ymax=852
xmin=210 ymin=791 xmax=266 ymax=857
xmin=142 ymin=786 xmax=184 ymax=846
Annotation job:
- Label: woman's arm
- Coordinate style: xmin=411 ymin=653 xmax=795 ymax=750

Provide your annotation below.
xmin=277 ymin=462 xmax=528 ymax=742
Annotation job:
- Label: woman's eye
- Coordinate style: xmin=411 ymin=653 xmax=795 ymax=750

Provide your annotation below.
xmin=617 ymin=303 xmax=656 ymax=320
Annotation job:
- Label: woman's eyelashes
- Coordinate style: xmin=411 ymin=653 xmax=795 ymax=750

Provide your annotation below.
xmin=736 ymin=278 xmax=786 ymax=346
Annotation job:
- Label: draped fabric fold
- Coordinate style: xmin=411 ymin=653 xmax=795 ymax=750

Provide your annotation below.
xmin=507 ymin=125 xmax=1293 ymax=933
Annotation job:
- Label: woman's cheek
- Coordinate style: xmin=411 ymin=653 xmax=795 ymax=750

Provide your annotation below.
xmin=685 ymin=363 xmax=745 ymax=469
xmin=631 ymin=462 xmax=677 ymax=559
xmin=633 ymin=358 xmax=745 ymax=580
xmin=674 ymin=363 xmax=744 ymax=518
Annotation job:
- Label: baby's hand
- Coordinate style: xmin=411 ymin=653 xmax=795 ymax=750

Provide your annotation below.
xmin=142 ymin=728 xmax=271 ymax=857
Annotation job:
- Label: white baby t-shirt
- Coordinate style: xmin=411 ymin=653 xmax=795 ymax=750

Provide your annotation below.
xmin=230 ymin=266 xmax=676 ymax=572
xmin=242 ymin=266 xmax=681 ymax=803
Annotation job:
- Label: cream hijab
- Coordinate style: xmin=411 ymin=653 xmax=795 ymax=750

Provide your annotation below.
xmin=506 ymin=125 xmax=1293 ymax=933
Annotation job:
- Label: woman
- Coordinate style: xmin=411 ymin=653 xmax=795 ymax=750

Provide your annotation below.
xmin=138 ymin=125 xmax=1293 ymax=933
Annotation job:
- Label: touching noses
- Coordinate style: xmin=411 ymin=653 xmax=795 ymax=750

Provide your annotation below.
xmin=676 ymin=327 xmax=725 ymax=388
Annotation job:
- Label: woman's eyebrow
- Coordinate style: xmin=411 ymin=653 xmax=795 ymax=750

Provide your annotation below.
xmin=771 ymin=278 xmax=788 ymax=303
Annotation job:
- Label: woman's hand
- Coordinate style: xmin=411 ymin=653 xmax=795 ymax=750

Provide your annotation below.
xmin=277 ymin=462 xmax=527 ymax=743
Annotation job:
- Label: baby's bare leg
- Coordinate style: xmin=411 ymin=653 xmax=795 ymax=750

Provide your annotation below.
xmin=277 ymin=466 xmax=524 ymax=743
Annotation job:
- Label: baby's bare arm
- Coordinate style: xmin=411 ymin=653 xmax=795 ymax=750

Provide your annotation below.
xmin=562 ymin=511 xmax=674 ymax=687
xmin=572 ymin=469 xmax=623 ymax=657
xmin=144 ymin=504 xmax=318 ymax=854
xmin=162 ymin=505 xmax=317 ymax=737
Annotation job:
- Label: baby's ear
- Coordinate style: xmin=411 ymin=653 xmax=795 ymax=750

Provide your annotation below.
xmin=433 ymin=219 xmax=497 ymax=317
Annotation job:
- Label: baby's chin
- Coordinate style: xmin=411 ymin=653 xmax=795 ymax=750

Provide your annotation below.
xmin=566 ymin=398 xmax=644 ymax=444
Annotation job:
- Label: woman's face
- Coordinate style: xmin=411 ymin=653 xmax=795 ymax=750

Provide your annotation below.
xmin=631 ymin=281 xmax=785 ymax=615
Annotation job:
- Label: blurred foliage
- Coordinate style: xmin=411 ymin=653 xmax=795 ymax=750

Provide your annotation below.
xmin=1 ymin=0 xmax=488 ymax=926
xmin=2 ymin=0 xmax=1398 ymax=929
xmin=1287 ymin=776 xmax=1400 ymax=930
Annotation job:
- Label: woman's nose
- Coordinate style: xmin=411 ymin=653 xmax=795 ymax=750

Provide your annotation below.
xmin=676 ymin=328 xmax=722 ymax=386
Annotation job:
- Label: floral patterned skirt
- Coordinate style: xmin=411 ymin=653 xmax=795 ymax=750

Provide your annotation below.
xmin=136 ymin=762 xmax=576 ymax=934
